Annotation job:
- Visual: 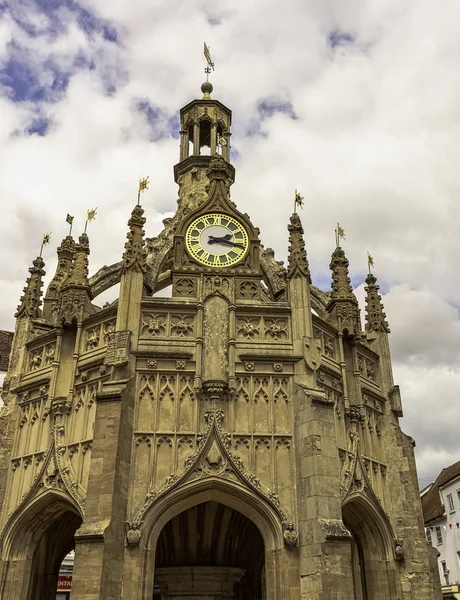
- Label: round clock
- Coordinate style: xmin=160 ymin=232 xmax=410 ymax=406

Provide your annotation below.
xmin=185 ymin=213 xmax=249 ymax=268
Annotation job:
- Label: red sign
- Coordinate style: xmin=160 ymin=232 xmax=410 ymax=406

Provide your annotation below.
xmin=57 ymin=576 xmax=72 ymax=591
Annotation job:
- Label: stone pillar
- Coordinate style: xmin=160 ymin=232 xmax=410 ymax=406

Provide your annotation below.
xmin=71 ymin=378 xmax=136 ymax=600
xmin=154 ymin=566 xmax=245 ymax=599
xmin=294 ymin=385 xmax=356 ymax=599
xmin=193 ymin=123 xmax=200 ymax=155
xmin=210 ymin=123 xmax=217 ymax=154
xmin=202 ymin=295 xmax=229 ymax=388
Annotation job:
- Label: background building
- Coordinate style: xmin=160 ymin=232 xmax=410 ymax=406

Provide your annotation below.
xmin=422 ymin=461 xmax=460 ymax=599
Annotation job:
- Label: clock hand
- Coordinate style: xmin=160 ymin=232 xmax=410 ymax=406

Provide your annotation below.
xmin=208 ymin=236 xmax=245 ymax=249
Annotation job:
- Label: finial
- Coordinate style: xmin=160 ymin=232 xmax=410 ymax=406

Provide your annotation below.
xmin=67 ymin=233 xmax=90 ymax=287
xmin=201 ymin=81 xmax=213 ymax=100
xmin=15 ymin=256 xmax=46 ymax=319
xmin=287 ymin=213 xmax=311 ymax=281
xmin=44 ymin=235 xmax=76 ymax=303
xmin=365 ymin=262 xmax=390 ymax=333
xmin=327 ymin=245 xmax=361 ymax=336
xmin=122 ymin=204 xmax=147 ymax=275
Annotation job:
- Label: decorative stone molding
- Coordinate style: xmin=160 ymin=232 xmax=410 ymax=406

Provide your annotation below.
xmin=127 ymin=399 xmax=295 ymax=548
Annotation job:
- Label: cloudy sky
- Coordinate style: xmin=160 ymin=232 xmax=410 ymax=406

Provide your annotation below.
xmin=1 ymin=0 xmax=459 ymax=487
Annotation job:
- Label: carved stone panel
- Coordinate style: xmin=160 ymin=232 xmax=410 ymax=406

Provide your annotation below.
xmin=105 ymin=330 xmax=131 ymax=366
xmin=236 ymin=315 xmax=291 ymax=343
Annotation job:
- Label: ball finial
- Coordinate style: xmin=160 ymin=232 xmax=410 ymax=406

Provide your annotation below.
xmin=201 ymin=81 xmax=213 ymax=99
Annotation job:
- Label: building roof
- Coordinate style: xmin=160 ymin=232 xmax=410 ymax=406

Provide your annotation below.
xmin=421 ymin=460 xmax=460 ymax=524
xmin=0 ymin=330 xmax=13 ymax=372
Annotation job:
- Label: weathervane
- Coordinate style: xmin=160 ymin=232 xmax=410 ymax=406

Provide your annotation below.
xmin=204 ymin=42 xmax=215 ymax=81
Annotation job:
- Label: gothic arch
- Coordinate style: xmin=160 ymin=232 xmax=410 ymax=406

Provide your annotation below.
xmin=342 ymin=494 xmax=400 ymax=600
xmin=0 ymin=490 xmax=82 ymax=600
xmin=136 ymin=477 xmax=287 ymax=600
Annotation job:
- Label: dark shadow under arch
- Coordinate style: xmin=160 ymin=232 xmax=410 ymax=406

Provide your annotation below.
xmin=155 ymin=501 xmax=266 ymax=599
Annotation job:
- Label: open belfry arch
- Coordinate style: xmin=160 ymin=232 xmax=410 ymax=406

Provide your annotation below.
xmin=0 ymin=78 xmax=441 ymax=600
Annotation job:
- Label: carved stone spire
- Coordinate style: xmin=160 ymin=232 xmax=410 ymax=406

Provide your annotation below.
xmin=121 ymin=205 xmax=147 ymax=275
xmin=15 ymin=256 xmax=46 ymax=319
xmin=59 ymin=234 xmax=92 ymax=325
xmin=330 ymin=247 xmax=354 ymax=300
xmin=326 ymin=246 xmax=361 ymax=336
xmin=287 ymin=213 xmax=311 ymax=282
xmin=67 ymin=233 xmax=90 ymax=287
xmin=45 ymin=236 xmax=76 ymax=303
xmin=364 ymin=272 xmax=390 ymax=333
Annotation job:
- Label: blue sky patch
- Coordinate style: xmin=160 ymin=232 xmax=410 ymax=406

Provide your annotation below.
xmin=328 ymin=29 xmax=356 ymax=49
xmin=257 ymin=98 xmax=297 ymax=120
xmin=26 ymin=115 xmax=50 ymax=136
xmin=136 ymin=100 xmax=180 ymax=141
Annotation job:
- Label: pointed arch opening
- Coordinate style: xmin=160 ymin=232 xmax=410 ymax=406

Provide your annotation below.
xmin=342 ymin=495 xmax=398 ymax=600
xmin=0 ymin=492 xmax=82 ymax=600
xmin=154 ymin=501 xmax=266 ymax=599
xmin=137 ymin=478 xmax=287 ymax=600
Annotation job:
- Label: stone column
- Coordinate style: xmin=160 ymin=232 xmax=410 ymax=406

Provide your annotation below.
xmin=193 ymin=123 xmax=200 ymax=155
xmin=71 ymin=378 xmax=136 ymax=600
xmin=154 ymin=566 xmax=245 ymax=599
xmin=294 ymin=385 xmax=356 ymax=599
xmin=202 ymin=295 xmax=229 ymax=389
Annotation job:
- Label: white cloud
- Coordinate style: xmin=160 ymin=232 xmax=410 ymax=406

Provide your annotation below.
xmin=1 ymin=0 xmax=459 ymax=483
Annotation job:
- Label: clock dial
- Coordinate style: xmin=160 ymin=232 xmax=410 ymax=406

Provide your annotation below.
xmin=185 ymin=213 xmax=249 ymax=268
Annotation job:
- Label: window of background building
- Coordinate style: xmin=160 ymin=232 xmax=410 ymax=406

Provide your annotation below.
xmin=426 ymin=528 xmax=432 ymax=545
xmin=441 ymin=561 xmax=450 ymax=585
xmin=436 ymin=528 xmax=443 ymax=545
xmin=447 ymin=493 xmax=455 ymax=512
xmin=457 ymin=489 xmax=460 ymax=505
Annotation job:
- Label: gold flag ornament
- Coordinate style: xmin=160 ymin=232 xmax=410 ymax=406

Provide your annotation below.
xmin=138 ymin=176 xmax=149 ymax=193
xmin=204 ymin=42 xmax=213 ymax=67
xmin=40 ymin=232 xmax=51 ymax=257
xmin=66 ymin=214 xmax=74 ymax=225
xmin=335 ymin=222 xmax=346 ymax=248
xmin=337 ymin=223 xmax=346 ymax=240
xmin=86 ymin=208 xmax=97 ymax=222
xmin=217 ymin=136 xmax=227 ymax=147
xmin=294 ymin=189 xmax=304 ymax=210
xmin=367 ymin=252 xmax=374 ymax=273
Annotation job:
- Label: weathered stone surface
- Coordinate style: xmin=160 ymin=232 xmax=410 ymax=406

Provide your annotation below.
xmin=0 ymin=82 xmax=441 ymax=600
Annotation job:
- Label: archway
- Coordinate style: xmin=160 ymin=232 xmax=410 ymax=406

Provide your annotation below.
xmin=154 ymin=501 xmax=266 ymax=599
xmin=342 ymin=496 xmax=398 ymax=600
xmin=0 ymin=492 xmax=82 ymax=600
xmin=132 ymin=479 xmax=289 ymax=600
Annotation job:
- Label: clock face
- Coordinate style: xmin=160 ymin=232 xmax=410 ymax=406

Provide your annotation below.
xmin=185 ymin=213 xmax=249 ymax=268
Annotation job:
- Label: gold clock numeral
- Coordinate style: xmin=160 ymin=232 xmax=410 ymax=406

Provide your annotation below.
xmin=200 ymin=251 xmax=210 ymax=262
xmin=213 ymin=254 xmax=221 ymax=266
